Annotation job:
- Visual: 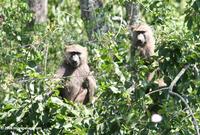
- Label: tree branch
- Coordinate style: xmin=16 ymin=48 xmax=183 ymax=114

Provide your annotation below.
xmin=169 ymin=91 xmax=199 ymax=135
xmin=146 ymin=64 xmax=199 ymax=135
xmin=146 ymin=87 xmax=169 ymax=96
xmin=169 ymin=64 xmax=190 ymax=91
xmin=28 ymin=0 xmax=48 ymax=24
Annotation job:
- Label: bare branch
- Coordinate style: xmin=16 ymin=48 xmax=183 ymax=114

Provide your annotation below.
xmin=193 ymin=64 xmax=199 ymax=79
xmin=169 ymin=64 xmax=190 ymax=91
xmin=146 ymin=87 xmax=169 ymax=95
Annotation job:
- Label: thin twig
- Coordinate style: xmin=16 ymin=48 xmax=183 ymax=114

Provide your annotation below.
xmin=193 ymin=64 xmax=199 ymax=79
xmin=44 ymin=44 xmax=49 ymax=76
xmin=114 ymin=9 xmax=124 ymax=38
xmin=146 ymin=87 xmax=169 ymax=95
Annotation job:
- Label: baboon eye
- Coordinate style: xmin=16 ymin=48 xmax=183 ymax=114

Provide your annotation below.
xmin=71 ymin=51 xmax=81 ymax=55
xmin=136 ymin=31 xmax=145 ymax=34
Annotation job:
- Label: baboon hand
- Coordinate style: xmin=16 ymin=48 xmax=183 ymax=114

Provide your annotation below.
xmin=82 ymin=78 xmax=89 ymax=89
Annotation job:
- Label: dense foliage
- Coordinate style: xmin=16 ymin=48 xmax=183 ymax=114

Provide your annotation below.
xmin=0 ymin=0 xmax=199 ymax=134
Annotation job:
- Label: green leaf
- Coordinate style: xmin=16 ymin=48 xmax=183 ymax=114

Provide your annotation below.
xmin=110 ymin=86 xmax=120 ymax=94
xmin=51 ymin=97 xmax=64 ymax=106
xmin=114 ymin=62 xmax=125 ymax=84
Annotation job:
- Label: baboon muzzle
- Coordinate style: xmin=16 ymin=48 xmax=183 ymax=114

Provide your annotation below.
xmin=137 ymin=33 xmax=146 ymax=46
xmin=70 ymin=54 xmax=80 ymax=67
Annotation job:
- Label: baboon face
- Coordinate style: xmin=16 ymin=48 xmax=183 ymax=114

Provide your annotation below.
xmin=135 ymin=31 xmax=146 ymax=47
xmin=66 ymin=51 xmax=81 ymax=68
xmin=64 ymin=45 xmax=88 ymax=68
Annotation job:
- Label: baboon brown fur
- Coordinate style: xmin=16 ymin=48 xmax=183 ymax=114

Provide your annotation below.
xmin=130 ymin=23 xmax=166 ymax=87
xmin=130 ymin=24 xmax=166 ymax=115
xmin=130 ymin=23 xmax=155 ymax=58
xmin=147 ymin=68 xmax=167 ymax=87
xmin=55 ymin=44 xmax=96 ymax=104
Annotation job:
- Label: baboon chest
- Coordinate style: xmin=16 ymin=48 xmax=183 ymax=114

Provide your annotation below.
xmin=64 ymin=64 xmax=90 ymax=87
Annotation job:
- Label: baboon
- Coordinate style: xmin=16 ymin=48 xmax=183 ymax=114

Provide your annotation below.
xmin=55 ymin=44 xmax=96 ymax=104
xmin=130 ymin=23 xmax=155 ymax=58
xmin=130 ymin=23 xmax=164 ymax=86
xmin=130 ymin=23 xmax=160 ymax=84
xmin=130 ymin=23 xmax=166 ymax=115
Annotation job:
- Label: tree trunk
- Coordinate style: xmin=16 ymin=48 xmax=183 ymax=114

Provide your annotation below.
xmin=125 ymin=2 xmax=140 ymax=25
xmin=125 ymin=2 xmax=140 ymax=62
xmin=28 ymin=0 xmax=48 ymax=24
xmin=79 ymin=0 xmax=105 ymax=40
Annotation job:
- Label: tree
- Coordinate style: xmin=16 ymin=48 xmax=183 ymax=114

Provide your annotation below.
xmin=125 ymin=1 xmax=140 ymax=25
xmin=79 ymin=0 xmax=106 ymax=40
xmin=28 ymin=0 xmax=48 ymax=24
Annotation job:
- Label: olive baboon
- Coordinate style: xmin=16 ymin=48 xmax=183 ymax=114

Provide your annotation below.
xmin=130 ymin=24 xmax=166 ymax=116
xmin=130 ymin=23 xmax=155 ymax=58
xmin=130 ymin=23 xmax=165 ymax=86
xmin=55 ymin=44 xmax=96 ymax=104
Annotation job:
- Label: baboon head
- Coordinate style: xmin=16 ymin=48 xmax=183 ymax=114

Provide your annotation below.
xmin=64 ymin=44 xmax=88 ymax=68
xmin=131 ymin=23 xmax=155 ymax=58
xmin=135 ymin=31 xmax=146 ymax=47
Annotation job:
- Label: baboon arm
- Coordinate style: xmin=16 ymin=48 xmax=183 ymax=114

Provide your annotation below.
xmin=87 ymin=75 xmax=97 ymax=101
xmin=74 ymin=88 xmax=88 ymax=104
xmin=54 ymin=65 xmax=66 ymax=79
xmin=147 ymin=68 xmax=159 ymax=82
xmin=155 ymin=78 xmax=167 ymax=87
xmin=147 ymin=71 xmax=156 ymax=82
xmin=147 ymin=68 xmax=167 ymax=87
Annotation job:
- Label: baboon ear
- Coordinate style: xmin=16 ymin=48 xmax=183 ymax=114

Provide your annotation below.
xmin=130 ymin=25 xmax=134 ymax=31
xmin=130 ymin=24 xmax=138 ymax=31
xmin=64 ymin=45 xmax=69 ymax=52
xmin=83 ymin=47 xmax=87 ymax=52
